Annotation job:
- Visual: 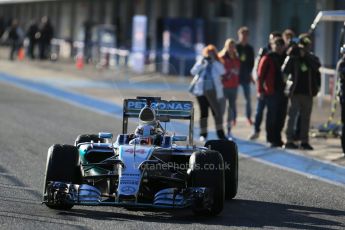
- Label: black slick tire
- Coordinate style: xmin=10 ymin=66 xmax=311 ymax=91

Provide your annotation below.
xmin=188 ymin=150 xmax=225 ymax=216
xmin=205 ymin=139 xmax=238 ymax=200
xmin=44 ymin=144 xmax=82 ymax=210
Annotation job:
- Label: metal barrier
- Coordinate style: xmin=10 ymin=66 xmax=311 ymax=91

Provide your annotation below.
xmin=51 ymin=38 xmax=72 ymax=60
xmin=99 ymin=47 xmax=130 ymax=68
xmin=72 ymin=41 xmax=130 ymax=69
xmin=49 ymin=40 xmax=129 ymax=68
xmin=48 ymin=39 xmax=199 ymax=75
xmin=318 ymin=67 xmax=337 ymax=107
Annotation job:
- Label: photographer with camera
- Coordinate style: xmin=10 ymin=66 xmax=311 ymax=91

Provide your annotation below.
xmin=283 ymin=34 xmax=321 ymax=150
xmin=189 ymin=45 xmax=227 ymax=141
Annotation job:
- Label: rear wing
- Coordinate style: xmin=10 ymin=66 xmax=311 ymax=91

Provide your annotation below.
xmin=122 ymin=97 xmax=194 ymax=145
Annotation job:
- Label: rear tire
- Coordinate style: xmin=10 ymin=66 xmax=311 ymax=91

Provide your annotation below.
xmin=205 ymin=140 xmax=238 ymax=200
xmin=188 ymin=150 xmax=225 ymax=216
xmin=74 ymin=134 xmax=105 ymax=146
xmin=44 ymin=144 xmax=82 ymax=210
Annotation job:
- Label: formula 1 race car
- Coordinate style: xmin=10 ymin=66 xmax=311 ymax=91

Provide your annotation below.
xmin=43 ymin=96 xmax=238 ymax=216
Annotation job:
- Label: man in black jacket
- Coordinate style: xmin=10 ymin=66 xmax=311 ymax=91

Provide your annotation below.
xmin=38 ymin=16 xmax=54 ymax=60
xmin=236 ymin=26 xmax=255 ymax=125
xmin=26 ymin=20 xmax=39 ymax=59
xmin=7 ymin=19 xmax=22 ymax=61
xmin=283 ymin=34 xmax=321 ymax=150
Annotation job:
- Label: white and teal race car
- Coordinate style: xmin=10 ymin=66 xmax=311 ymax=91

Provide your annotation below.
xmin=43 ymin=96 xmax=238 ymax=216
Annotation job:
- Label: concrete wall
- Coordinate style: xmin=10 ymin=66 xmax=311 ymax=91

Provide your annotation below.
xmin=255 ymin=0 xmax=271 ymax=51
xmin=74 ymin=1 xmax=89 ymax=41
xmin=59 ymin=1 xmax=73 ymax=39
xmin=0 ymin=0 xmax=341 ymax=63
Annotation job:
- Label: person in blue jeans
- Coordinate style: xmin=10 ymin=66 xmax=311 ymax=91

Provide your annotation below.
xmin=219 ymin=38 xmax=241 ymax=139
xmin=236 ymin=27 xmax=255 ymax=125
xmin=250 ymin=97 xmax=266 ymax=139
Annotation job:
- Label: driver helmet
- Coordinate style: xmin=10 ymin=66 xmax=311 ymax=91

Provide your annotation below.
xmin=131 ymin=106 xmax=163 ymax=145
xmin=139 ymin=106 xmax=157 ymax=126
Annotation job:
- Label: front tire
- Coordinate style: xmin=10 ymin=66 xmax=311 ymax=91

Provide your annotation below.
xmin=43 ymin=144 xmax=82 ymax=210
xmin=188 ymin=150 xmax=225 ymax=216
xmin=205 ymin=140 xmax=238 ymax=200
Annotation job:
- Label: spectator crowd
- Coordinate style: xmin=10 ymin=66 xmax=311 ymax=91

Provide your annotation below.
xmin=1 ymin=17 xmax=54 ymax=61
xmin=190 ymin=26 xmax=321 ymax=151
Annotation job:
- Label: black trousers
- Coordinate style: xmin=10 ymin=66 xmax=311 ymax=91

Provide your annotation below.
xmin=28 ymin=40 xmax=37 ymax=59
xmin=263 ymin=93 xmax=287 ymax=144
xmin=196 ymin=90 xmax=225 ymax=139
xmin=9 ymin=41 xmax=19 ymax=60
xmin=39 ymin=42 xmax=50 ymax=60
xmin=264 ymin=94 xmax=277 ymax=143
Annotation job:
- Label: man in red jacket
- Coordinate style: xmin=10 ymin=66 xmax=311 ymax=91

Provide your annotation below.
xmin=257 ymin=37 xmax=285 ymax=147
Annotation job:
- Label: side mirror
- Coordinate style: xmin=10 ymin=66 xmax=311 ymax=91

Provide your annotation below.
xmin=99 ymin=132 xmax=113 ymax=139
xmin=172 ymin=135 xmax=187 ymax=142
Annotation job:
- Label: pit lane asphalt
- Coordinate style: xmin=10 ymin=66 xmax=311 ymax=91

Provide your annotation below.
xmin=0 ymin=82 xmax=344 ymax=229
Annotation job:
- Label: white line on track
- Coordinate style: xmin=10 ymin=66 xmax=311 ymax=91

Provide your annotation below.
xmin=0 ymin=172 xmax=15 ymax=176
xmin=0 ymin=183 xmax=38 ymax=191
xmin=0 ymin=196 xmax=40 ymax=205
xmin=0 ymin=211 xmax=86 ymax=228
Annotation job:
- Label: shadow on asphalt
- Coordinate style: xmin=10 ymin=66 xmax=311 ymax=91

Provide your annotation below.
xmin=0 ymin=164 xmax=42 ymax=200
xmin=57 ymin=199 xmax=345 ymax=229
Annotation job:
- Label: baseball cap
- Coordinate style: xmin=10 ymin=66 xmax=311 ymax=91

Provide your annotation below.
xmin=298 ymin=34 xmax=311 ymax=48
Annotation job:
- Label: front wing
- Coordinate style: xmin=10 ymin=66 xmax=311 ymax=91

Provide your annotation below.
xmin=43 ymin=181 xmax=213 ymax=210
